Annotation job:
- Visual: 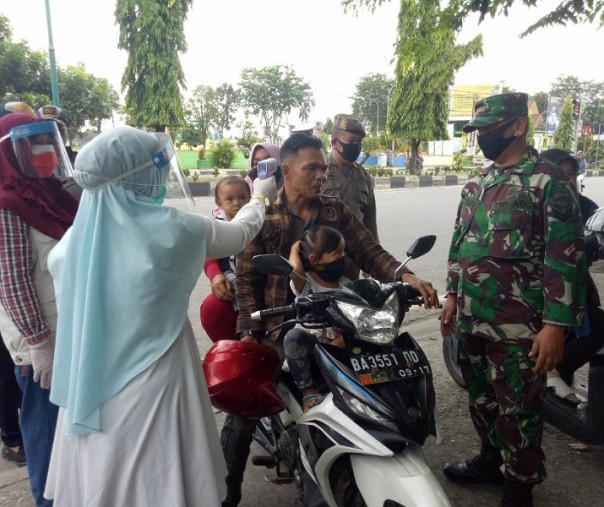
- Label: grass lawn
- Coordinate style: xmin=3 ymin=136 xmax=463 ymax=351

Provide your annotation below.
xmin=177 ymin=150 xmax=200 ymax=170
xmin=177 ymin=150 xmax=250 ymax=170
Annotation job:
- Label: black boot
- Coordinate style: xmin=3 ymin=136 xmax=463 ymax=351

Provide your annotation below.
xmin=221 ymin=475 xmax=243 ymax=507
xmin=500 ymin=479 xmax=534 ymax=507
xmin=443 ymin=443 xmax=504 ymax=485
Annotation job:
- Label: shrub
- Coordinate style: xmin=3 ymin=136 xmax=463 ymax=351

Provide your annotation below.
xmin=183 ymin=168 xmax=190 ymax=178
xmin=452 ymin=152 xmax=464 ymax=172
xmin=213 ymin=139 xmax=235 ymax=169
xmin=365 ymin=166 xmax=390 ymax=177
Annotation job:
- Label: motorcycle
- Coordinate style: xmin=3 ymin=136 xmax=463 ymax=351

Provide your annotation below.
xmin=443 ymin=213 xmax=604 ymax=444
xmin=242 ymin=236 xmax=450 ymax=507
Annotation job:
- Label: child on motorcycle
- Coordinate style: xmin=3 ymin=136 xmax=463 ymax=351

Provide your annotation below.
xmin=284 ymin=226 xmax=349 ymax=412
xmin=200 ymin=176 xmax=251 ymax=342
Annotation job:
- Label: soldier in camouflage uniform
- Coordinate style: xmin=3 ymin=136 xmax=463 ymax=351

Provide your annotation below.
xmin=440 ymin=93 xmax=585 ymax=507
xmin=322 ymin=114 xmax=378 ymax=279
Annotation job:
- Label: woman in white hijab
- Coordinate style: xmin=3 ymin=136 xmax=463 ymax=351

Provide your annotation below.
xmin=44 ymin=126 xmax=276 ymax=507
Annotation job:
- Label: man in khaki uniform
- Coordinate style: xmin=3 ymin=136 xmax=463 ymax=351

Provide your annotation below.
xmin=322 ymin=114 xmax=378 ymax=279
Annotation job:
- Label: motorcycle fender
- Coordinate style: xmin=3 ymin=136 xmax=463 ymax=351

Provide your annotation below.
xmin=350 ymin=446 xmax=451 ymax=507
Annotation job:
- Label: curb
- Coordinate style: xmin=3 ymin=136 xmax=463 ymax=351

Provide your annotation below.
xmin=375 ymin=172 xmax=604 ymax=190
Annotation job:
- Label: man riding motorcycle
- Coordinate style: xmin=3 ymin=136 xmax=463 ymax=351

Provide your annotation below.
xmin=221 ymin=133 xmax=438 ymax=507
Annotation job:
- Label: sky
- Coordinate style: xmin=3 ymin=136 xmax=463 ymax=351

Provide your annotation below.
xmin=2 ymin=0 xmax=603 ymax=130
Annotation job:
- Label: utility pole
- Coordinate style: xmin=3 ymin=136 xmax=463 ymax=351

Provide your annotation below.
xmin=45 ymin=0 xmax=60 ymax=106
xmin=596 ymin=122 xmax=602 ymax=166
xmin=387 ymin=84 xmax=395 ymax=152
xmin=572 ymin=98 xmax=584 ymax=153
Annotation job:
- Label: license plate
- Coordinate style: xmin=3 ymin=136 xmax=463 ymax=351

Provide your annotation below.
xmin=350 ymin=348 xmax=430 ymax=385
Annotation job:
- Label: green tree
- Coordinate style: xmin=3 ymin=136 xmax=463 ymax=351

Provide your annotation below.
xmin=178 ymin=125 xmax=203 ymax=147
xmin=553 ymin=96 xmax=575 ymax=151
xmin=235 ymin=120 xmax=261 ymax=159
xmin=1 ymin=15 xmax=119 ymax=136
xmin=0 ymin=14 xmax=51 ymax=106
xmin=183 ymin=85 xmax=218 ymax=149
xmin=213 ymin=83 xmax=240 ymax=140
xmin=59 ymin=64 xmax=120 ymax=138
xmin=550 ymin=75 xmax=604 ymax=127
xmin=352 ymin=73 xmax=395 ymax=135
xmin=531 ymin=91 xmax=549 ymax=116
xmin=239 ymin=65 xmax=314 ymax=143
xmin=388 ymin=0 xmax=482 ymax=174
xmin=343 ymin=1 xmax=604 ymax=36
xmin=86 ymin=77 xmax=120 ymax=134
xmin=115 ymin=0 xmax=192 ymax=131
xmin=323 ymin=117 xmax=334 ymax=134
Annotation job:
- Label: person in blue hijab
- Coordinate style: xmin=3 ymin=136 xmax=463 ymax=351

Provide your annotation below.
xmin=43 ymin=126 xmax=276 ymax=507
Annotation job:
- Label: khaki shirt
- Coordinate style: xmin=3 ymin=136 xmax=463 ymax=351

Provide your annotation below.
xmin=322 ymin=156 xmax=379 ymax=242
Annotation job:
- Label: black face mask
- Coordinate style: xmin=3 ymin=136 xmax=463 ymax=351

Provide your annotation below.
xmin=477 ymin=119 xmax=518 ymax=161
xmin=337 ymin=141 xmax=362 ymax=163
xmin=315 ymin=257 xmax=346 ymax=282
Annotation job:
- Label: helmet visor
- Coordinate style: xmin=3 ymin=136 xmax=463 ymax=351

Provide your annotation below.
xmin=6 ymin=121 xmax=73 ymax=178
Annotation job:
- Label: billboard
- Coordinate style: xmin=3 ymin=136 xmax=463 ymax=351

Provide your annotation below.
xmin=545 ymin=96 xmax=563 ymax=135
xmin=449 ymin=84 xmax=500 ymax=120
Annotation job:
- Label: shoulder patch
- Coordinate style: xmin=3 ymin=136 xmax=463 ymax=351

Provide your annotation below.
xmin=551 ymin=187 xmax=575 ymax=223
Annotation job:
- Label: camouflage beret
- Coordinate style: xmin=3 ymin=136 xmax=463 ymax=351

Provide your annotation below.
xmin=36 ymin=105 xmax=69 ymax=126
xmin=463 ymin=93 xmax=528 ymax=133
xmin=332 ymin=114 xmax=366 ymax=137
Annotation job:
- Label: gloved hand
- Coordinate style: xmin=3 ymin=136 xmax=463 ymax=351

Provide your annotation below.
xmin=30 ymin=340 xmax=54 ymax=389
xmin=252 ymin=175 xmax=278 ymax=205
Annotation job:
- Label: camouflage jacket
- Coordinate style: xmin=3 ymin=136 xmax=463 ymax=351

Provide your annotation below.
xmin=236 ymin=190 xmax=408 ymax=339
xmin=322 ymin=156 xmax=379 ymax=242
xmin=446 ymin=152 xmax=586 ymax=340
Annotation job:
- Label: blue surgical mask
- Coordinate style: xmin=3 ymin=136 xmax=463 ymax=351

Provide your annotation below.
xmin=154 ymin=184 xmax=167 ymax=205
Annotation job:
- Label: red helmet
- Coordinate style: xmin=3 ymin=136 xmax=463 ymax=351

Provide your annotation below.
xmin=203 ymin=340 xmax=284 ymax=419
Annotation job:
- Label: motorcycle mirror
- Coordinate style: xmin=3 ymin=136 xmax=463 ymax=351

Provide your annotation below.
xmin=252 ymin=254 xmax=294 ymax=276
xmin=406 ymin=235 xmax=436 ymax=259
xmin=393 ymin=235 xmax=437 ymax=282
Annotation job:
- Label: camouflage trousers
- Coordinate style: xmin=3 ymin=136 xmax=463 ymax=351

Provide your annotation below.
xmin=459 ymin=332 xmax=546 ymax=484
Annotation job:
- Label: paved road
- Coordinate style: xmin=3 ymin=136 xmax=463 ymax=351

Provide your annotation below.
xmin=2 ymin=178 xmax=604 ymax=506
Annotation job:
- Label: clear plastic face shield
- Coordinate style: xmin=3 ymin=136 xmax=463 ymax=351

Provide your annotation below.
xmin=0 ymin=120 xmax=73 ymax=179
xmin=73 ymin=132 xmax=194 ymax=207
xmin=152 ymin=133 xmax=194 ymax=206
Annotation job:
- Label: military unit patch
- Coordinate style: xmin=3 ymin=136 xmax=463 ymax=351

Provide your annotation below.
xmin=551 ymin=187 xmax=575 ymax=222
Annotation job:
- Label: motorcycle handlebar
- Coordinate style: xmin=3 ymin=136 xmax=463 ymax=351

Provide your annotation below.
xmin=251 ymin=303 xmax=296 ymax=321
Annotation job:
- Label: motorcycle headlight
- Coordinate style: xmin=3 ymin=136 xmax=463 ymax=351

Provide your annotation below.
xmin=336 ymin=387 xmax=398 ymax=432
xmin=336 ymin=292 xmax=399 ymax=344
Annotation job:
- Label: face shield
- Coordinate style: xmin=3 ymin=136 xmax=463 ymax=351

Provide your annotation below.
xmin=0 ymin=120 xmax=73 ymax=178
xmin=74 ymin=132 xmax=194 ymax=207
xmin=155 ymin=133 xmax=194 ymax=206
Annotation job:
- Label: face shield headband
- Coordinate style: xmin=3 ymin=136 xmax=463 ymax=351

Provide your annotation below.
xmin=0 ymin=120 xmax=73 ymax=179
xmin=74 ymin=133 xmax=194 ymax=207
